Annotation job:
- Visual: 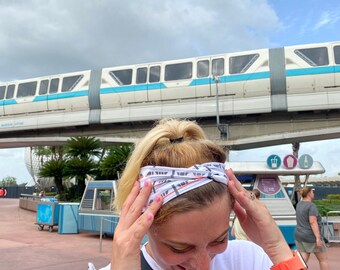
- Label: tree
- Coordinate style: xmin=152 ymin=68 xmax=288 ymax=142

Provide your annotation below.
xmin=64 ymin=136 xmax=102 ymax=195
xmin=99 ymin=144 xmax=132 ymax=179
xmin=1 ymin=176 xmax=17 ymax=187
xmin=39 ymin=159 xmax=66 ymax=193
xmin=65 ymin=136 xmax=102 ymax=159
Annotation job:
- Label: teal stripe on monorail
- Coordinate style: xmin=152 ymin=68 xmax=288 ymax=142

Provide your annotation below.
xmin=2 ymin=100 xmax=17 ymax=105
xmin=33 ymin=90 xmax=88 ymax=102
xmin=222 ymin=71 xmax=269 ymax=82
xmin=100 ymin=82 xmax=166 ymax=94
xmin=286 ymin=66 xmax=335 ymax=76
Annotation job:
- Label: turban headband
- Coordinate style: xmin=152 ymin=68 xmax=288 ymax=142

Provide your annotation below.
xmin=138 ymin=162 xmax=228 ymax=210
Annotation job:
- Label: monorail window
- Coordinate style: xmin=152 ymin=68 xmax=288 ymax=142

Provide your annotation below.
xmin=165 ymin=62 xmax=192 ymax=81
xmin=6 ymin=84 xmax=15 ymax=99
xmin=229 ymin=54 xmax=259 ymax=74
xmin=149 ymin=66 xmax=160 ymax=83
xmin=0 ymin=86 xmax=5 ymax=100
xmin=334 ymin=46 xmax=340 ymax=64
xmin=49 ymin=78 xmax=59 ymax=93
xmin=109 ymin=69 xmax=133 ymax=85
xmin=39 ymin=80 xmax=49 ymax=95
xmin=136 ymin=67 xmax=147 ymax=84
xmin=62 ymin=75 xmax=84 ymax=92
xmin=212 ymin=58 xmax=224 ymax=76
xmin=294 ymin=47 xmax=329 ymax=66
xmin=17 ymin=81 xmax=37 ymax=98
xmin=197 ymin=60 xmax=209 ymax=78
xmin=95 ymin=189 xmax=112 ymax=211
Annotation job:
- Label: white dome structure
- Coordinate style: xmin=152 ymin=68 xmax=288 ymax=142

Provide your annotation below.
xmin=24 ymin=147 xmax=54 ymax=189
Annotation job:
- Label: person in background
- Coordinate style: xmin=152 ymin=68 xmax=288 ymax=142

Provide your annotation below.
xmin=231 ymin=188 xmax=261 ymax=240
xmin=90 ymin=118 xmax=307 ymax=270
xmin=295 ymin=187 xmax=329 ymax=270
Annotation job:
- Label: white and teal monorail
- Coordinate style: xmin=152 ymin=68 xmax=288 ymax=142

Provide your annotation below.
xmin=1 ymin=41 xmax=340 ymax=131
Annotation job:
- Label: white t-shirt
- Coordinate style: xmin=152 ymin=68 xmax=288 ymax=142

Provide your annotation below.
xmin=91 ymin=240 xmax=273 ymax=270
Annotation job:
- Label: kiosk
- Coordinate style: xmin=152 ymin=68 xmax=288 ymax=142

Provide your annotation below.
xmin=78 ymin=180 xmax=119 ymax=234
xmin=226 ymin=159 xmax=325 ymax=247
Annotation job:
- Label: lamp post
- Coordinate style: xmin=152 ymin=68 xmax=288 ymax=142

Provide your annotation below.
xmin=213 ymin=76 xmax=228 ymax=140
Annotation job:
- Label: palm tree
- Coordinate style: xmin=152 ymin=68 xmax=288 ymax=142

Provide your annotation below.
xmin=39 ymin=159 xmax=67 ymax=193
xmin=65 ymin=136 xmax=102 ymax=159
xmin=64 ymin=136 xmax=102 ymax=195
xmin=99 ymin=144 xmax=132 ymax=179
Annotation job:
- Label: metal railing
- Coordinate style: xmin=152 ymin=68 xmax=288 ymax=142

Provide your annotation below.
xmin=99 ymin=216 xmax=119 ymax=252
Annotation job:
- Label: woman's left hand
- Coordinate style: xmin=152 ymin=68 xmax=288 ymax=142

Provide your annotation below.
xmin=226 ymin=169 xmax=293 ymax=265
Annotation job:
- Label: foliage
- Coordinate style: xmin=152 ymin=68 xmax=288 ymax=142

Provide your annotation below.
xmin=64 ymin=136 xmax=102 ymax=196
xmin=314 ymin=196 xmax=340 ymax=216
xmin=64 ymin=136 xmax=102 ymax=159
xmin=1 ymin=176 xmax=17 ymax=187
xmin=56 ymin=184 xmax=82 ymax=202
xmin=45 ymin=192 xmax=57 ymax=197
xmin=99 ymin=144 xmax=132 ymax=179
xmin=36 ymin=136 xmax=132 ymax=202
xmin=39 ymin=159 xmax=67 ymax=193
xmin=326 ymin=194 xmax=340 ymax=200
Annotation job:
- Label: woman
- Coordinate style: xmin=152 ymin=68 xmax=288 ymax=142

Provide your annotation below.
xmin=295 ymin=187 xmax=329 ymax=270
xmin=92 ymin=119 xmax=306 ymax=270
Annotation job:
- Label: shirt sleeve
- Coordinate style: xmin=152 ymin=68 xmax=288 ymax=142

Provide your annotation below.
xmin=308 ymin=203 xmax=319 ymax=217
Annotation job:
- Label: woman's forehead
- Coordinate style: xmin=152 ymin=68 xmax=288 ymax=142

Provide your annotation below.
xmin=152 ymin=196 xmax=231 ymax=239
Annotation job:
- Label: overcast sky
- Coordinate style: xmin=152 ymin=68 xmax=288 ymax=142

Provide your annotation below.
xmin=1 ymin=0 xmax=340 ymax=184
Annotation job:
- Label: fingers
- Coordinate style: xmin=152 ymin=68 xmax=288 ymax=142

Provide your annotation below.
xmin=127 ymin=194 xmax=163 ymax=241
xmin=227 ymin=169 xmax=255 ymax=210
xmin=120 ymin=181 xmax=141 ymax=216
xmin=119 ymin=180 xmax=153 ymax=228
xmin=115 ymin=179 xmax=163 ymax=245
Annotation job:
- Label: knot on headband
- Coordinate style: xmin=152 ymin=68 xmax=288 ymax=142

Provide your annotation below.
xmin=138 ymin=162 xmax=228 ymax=210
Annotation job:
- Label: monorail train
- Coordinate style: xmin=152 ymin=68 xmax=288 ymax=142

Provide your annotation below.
xmin=1 ymin=41 xmax=340 ymax=132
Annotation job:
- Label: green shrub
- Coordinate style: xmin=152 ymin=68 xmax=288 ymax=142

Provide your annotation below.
xmin=315 ymin=195 xmax=340 ymax=216
xmin=326 ymin=194 xmax=340 ymax=200
xmin=45 ymin=192 xmax=57 ymax=197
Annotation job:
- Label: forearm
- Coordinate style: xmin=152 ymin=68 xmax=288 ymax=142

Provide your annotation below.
xmin=310 ymin=221 xmax=321 ymax=240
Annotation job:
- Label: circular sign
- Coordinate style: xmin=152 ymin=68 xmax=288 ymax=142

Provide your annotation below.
xmin=299 ymin=154 xmax=313 ymax=169
xmin=0 ymin=188 xmax=7 ymax=197
xmin=267 ymin=154 xmax=281 ymax=169
xmin=283 ymin=154 xmax=298 ymax=169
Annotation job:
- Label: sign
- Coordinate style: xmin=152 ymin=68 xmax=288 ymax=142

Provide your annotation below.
xmin=0 ymin=188 xmax=7 ymax=197
xmin=257 ymin=177 xmax=281 ymax=195
xmin=266 ymin=154 xmax=314 ymax=170
xmin=283 ymin=154 xmax=298 ymax=169
xmin=267 ymin=154 xmax=281 ymax=169
xmin=299 ymin=154 xmax=313 ymax=169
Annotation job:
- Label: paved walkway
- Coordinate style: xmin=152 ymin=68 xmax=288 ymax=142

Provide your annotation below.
xmin=1 ymin=198 xmax=339 ymax=269
xmin=0 ymin=199 xmax=111 ymax=270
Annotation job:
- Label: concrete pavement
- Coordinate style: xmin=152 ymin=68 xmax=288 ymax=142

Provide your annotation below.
xmin=1 ymin=199 xmax=111 ymax=270
xmin=1 ymin=198 xmax=339 ymax=269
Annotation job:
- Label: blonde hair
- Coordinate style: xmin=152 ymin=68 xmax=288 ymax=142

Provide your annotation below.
xmin=114 ymin=118 xmax=229 ymax=224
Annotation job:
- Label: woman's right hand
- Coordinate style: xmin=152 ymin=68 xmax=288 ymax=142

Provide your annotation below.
xmin=111 ymin=181 xmax=163 ymax=270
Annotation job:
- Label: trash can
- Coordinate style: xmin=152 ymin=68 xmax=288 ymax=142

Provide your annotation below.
xmin=58 ymin=203 xmax=80 ymax=234
xmin=36 ymin=200 xmax=59 ymax=232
